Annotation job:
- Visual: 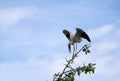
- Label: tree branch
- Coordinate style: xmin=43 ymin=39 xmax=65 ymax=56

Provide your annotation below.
xmin=53 ymin=44 xmax=95 ymax=81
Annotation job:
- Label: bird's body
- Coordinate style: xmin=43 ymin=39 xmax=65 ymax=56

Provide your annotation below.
xmin=63 ymin=28 xmax=91 ymax=53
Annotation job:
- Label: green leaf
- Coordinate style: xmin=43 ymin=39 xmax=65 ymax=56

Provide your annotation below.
xmin=87 ymin=50 xmax=90 ymax=53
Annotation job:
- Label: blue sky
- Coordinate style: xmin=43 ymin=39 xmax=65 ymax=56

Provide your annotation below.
xmin=0 ymin=0 xmax=120 ymax=81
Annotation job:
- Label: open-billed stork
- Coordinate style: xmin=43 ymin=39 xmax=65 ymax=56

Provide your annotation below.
xmin=63 ymin=28 xmax=91 ymax=53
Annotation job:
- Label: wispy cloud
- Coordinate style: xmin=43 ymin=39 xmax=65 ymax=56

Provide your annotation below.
xmin=95 ymin=40 xmax=119 ymax=51
xmin=88 ymin=24 xmax=114 ymax=39
xmin=0 ymin=56 xmax=65 ymax=81
xmin=0 ymin=6 xmax=38 ymax=30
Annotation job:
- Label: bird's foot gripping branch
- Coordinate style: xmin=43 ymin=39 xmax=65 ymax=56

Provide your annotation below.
xmin=53 ymin=44 xmax=96 ymax=81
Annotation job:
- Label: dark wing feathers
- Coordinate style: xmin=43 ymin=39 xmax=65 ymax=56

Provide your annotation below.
xmin=63 ymin=30 xmax=70 ymax=40
xmin=81 ymin=31 xmax=91 ymax=42
xmin=63 ymin=28 xmax=91 ymax=53
xmin=63 ymin=29 xmax=71 ymax=53
xmin=76 ymin=28 xmax=91 ymax=42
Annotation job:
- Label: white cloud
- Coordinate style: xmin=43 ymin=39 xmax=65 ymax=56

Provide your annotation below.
xmin=88 ymin=24 xmax=114 ymax=39
xmin=0 ymin=7 xmax=38 ymax=30
xmin=88 ymin=21 xmax=120 ymax=52
xmin=95 ymin=56 xmax=120 ymax=75
xmin=95 ymin=40 xmax=119 ymax=52
xmin=0 ymin=56 xmax=65 ymax=81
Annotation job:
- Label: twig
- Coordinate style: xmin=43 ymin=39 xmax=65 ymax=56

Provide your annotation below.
xmin=53 ymin=44 xmax=89 ymax=81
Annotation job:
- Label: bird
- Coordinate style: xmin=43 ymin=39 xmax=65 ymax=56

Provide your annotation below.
xmin=63 ymin=28 xmax=91 ymax=53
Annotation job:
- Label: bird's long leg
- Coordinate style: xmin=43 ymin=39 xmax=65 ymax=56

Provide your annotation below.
xmin=75 ymin=43 xmax=77 ymax=53
xmin=73 ymin=44 xmax=75 ymax=54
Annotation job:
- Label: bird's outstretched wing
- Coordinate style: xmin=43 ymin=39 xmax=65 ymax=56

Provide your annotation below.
xmin=76 ymin=28 xmax=91 ymax=42
xmin=63 ymin=29 xmax=72 ymax=53
xmin=63 ymin=30 xmax=70 ymax=41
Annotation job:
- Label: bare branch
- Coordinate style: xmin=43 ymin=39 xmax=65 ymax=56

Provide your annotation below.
xmin=53 ymin=44 xmax=95 ymax=81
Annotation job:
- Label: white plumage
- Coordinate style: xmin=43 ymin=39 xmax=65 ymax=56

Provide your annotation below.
xmin=63 ymin=28 xmax=91 ymax=53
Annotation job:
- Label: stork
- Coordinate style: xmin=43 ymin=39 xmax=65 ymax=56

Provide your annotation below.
xmin=63 ymin=28 xmax=91 ymax=53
